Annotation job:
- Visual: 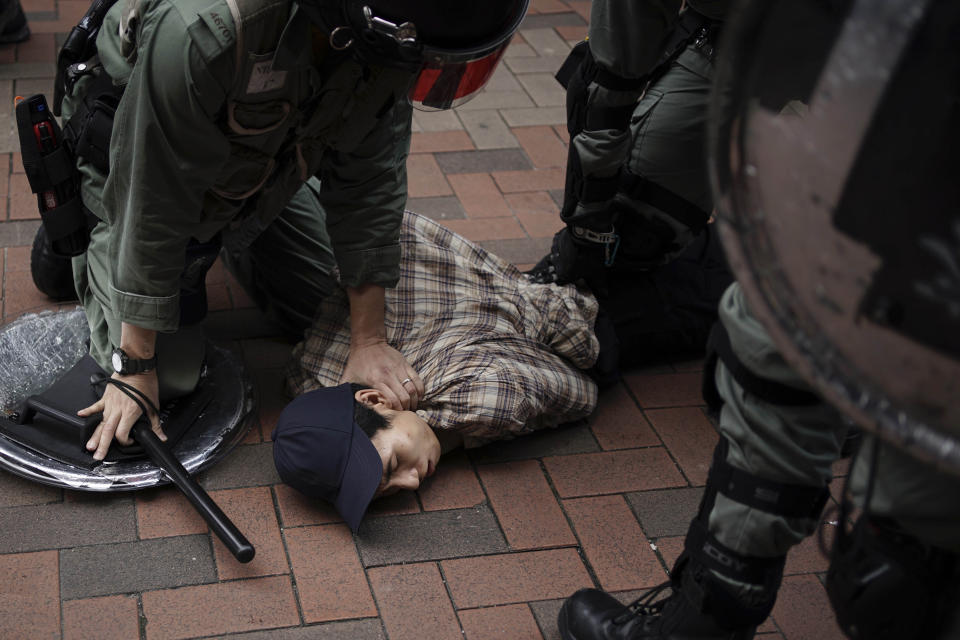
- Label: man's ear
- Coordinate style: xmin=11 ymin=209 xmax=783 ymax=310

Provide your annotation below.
xmin=354 ymin=388 xmax=387 ymax=407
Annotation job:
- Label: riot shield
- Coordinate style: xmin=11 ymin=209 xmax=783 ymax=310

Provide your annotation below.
xmin=710 ymin=0 xmax=960 ymax=473
xmin=0 ymin=309 xmax=256 ymax=490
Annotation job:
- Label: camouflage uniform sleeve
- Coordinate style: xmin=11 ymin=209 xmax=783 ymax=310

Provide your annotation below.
xmin=97 ymin=0 xmax=232 ymax=331
xmin=317 ymin=98 xmax=413 ymax=289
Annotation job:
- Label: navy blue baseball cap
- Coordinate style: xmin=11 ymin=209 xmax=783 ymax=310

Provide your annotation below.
xmin=271 ymin=384 xmax=383 ymax=532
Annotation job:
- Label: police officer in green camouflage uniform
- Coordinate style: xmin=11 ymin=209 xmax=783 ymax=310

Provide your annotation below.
xmin=557 ymin=1 xmax=960 ymax=638
xmin=528 ymin=0 xmax=728 ymax=289
xmin=58 ymin=0 xmax=528 ymax=460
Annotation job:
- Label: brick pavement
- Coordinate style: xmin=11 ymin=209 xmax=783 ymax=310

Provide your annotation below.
xmin=0 ymin=1 xmax=847 ymax=638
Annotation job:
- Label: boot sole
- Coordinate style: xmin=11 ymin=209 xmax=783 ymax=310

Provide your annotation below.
xmin=556 ymin=601 xmax=581 ymax=640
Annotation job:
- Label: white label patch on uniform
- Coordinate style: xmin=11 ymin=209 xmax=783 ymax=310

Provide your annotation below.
xmin=246 ymin=60 xmax=287 ymax=94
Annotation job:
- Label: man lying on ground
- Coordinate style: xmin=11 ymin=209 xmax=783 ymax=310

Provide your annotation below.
xmin=273 ymin=211 xmax=600 ymax=531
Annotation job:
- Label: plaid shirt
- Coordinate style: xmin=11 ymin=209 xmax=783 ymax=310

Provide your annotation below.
xmin=286 ymin=211 xmax=600 ymax=448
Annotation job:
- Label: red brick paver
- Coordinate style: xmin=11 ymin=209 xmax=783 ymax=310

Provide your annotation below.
xmin=209 ymin=486 xmax=288 ymax=580
xmin=442 ymin=549 xmax=592 ymax=608
xmin=544 ymin=448 xmax=686 ymax=497
xmin=63 ymin=595 xmax=141 ymax=640
xmin=285 ymin=524 xmax=377 ymax=623
xmin=459 ymin=604 xmax=545 ymax=640
xmin=0 ymin=551 xmax=60 ymax=640
xmin=418 ymin=450 xmax=485 ymax=511
xmin=564 ymin=495 xmax=666 ymax=591
xmin=772 ymin=574 xmax=847 ymax=640
xmin=0 ymin=4 xmax=852 ymax=637
xmin=136 ymin=487 xmax=207 ymax=539
xmin=589 ymin=384 xmax=661 ymax=450
xmin=369 ymin=562 xmax=461 ymax=640
xmin=624 ymin=371 xmax=705 ymax=409
xmin=479 ymin=459 xmax=576 ymax=550
xmin=141 ymin=575 xmax=299 ymax=640
xmin=645 ymin=407 xmax=718 ymax=486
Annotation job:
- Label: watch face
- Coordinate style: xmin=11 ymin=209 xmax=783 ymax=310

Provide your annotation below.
xmin=112 ymin=351 xmax=123 ymax=373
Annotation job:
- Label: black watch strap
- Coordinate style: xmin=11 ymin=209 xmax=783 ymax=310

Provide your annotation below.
xmin=111 ymin=347 xmax=157 ymax=375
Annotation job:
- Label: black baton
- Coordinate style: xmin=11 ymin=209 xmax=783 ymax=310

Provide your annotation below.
xmin=131 ymin=422 xmax=256 ymax=563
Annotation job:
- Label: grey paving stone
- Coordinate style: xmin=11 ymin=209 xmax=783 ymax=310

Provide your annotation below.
xmin=434 ymin=149 xmax=532 ymax=174
xmin=478 ymin=237 xmax=552 ymax=265
xmin=518 ymin=73 xmax=567 ymax=107
xmin=198 ymin=442 xmax=280 ymax=490
xmin=626 ymin=487 xmax=705 ymax=537
xmin=455 ymin=90 xmax=535 ymax=112
xmin=458 ymin=110 xmax=519 ymax=150
xmin=0 ymin=79 xmax=10 ymax=151
xmin=468 ymin=421 xmax=599 ymax=464
xmin=413 ymin=108 xmax=464 ymax=132
xmin=505 ymin=42 xmax=537 ymax=58
xmin=356 ymin=505 xmax=506 ymax=567
xmin=0 ymin=493 xmax=136 ymax=553
xmin=519 ymin=28 xmax=572 ymax=58
xmin=221 ymin=620 xmax=385 ymax=640
xmin=0 ymin=220 xmax=41 ymax=248
xmin=407 ymin=196 xmax=466 ymax=221
xmin=501 ymin=106 xmax=567 ymax=127
xmin=0 ymin=62 xmax=55 ymax=80
xmin=530 ymin=598 xmax=565 ymax=640
xmin=549 ymin=189 xmax=565 ymax=208
xmin=505 ymin=55 xmax=569 ymax=75
xmin=519 ymin=12 xmax=588 ymax=30
xmin=23 ymin=11 xmax=57 ymax=21
xmin=0 ymin=469 xmax=62 ymax=507
xmin=60 ymin=535 xmax=216 ymax=599
xmin=486 ymin=65 xmax=523 ymax=92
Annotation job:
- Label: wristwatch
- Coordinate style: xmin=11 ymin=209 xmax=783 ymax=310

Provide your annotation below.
xmin=111 ymin=347 xmax=157 ymax=375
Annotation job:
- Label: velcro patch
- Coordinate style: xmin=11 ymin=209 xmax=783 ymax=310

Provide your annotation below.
xmin=199 ymin=6 xmax=235 ymax=49
xmin=246 ymin=59 xmax=287 ymax=94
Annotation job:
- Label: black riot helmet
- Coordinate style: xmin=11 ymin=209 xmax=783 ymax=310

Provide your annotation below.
xmin=299 ymin=0 xmax=529 ymax=110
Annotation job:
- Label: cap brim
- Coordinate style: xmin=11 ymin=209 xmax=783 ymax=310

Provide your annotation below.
xmin=334 ymin=424 xmax=383 ymax=532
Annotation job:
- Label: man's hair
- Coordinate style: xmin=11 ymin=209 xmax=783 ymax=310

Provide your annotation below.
xmin=349 ymin=383 xmax=392 ymax=438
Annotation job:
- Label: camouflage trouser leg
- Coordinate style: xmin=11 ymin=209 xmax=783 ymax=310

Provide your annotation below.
xmin=222 ymin=179 xmax=338 ymax=342
xmin=710 ymin=282 xmax=960 ymax=557
xmin=73 ymin=222 xmax=205 ymax=401
xmin=612 ymin=40 xmax=717 ymax=270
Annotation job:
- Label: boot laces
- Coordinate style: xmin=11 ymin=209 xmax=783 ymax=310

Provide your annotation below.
xmin=613 ymin=580 xmax=673 ymax=624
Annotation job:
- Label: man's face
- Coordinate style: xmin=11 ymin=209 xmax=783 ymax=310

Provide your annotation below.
xmin=356 ymin=389 xmax=442 ymax=497
xmin=370 ymin=407 xmax=441 ymax=496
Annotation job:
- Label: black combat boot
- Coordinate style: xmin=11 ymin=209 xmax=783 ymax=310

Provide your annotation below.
xmin=557 ymin=552 xmax=776 ymax=640
xmin=557 ymin=436 xmax=816 ymax=640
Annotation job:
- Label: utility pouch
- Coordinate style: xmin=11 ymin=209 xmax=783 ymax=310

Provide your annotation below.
xmin=15 ymin=94 xmax=92 ymax=257
xmin=68 ymin=76 xmax=122 ymax=174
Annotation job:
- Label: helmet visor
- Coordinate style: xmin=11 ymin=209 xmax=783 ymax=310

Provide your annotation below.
xmin=408 ymin=42 xmax=509 ymax=111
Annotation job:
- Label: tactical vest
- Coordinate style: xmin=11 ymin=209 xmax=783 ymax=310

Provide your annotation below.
xmin=66 ymin=0 xmax=408 ymax=246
